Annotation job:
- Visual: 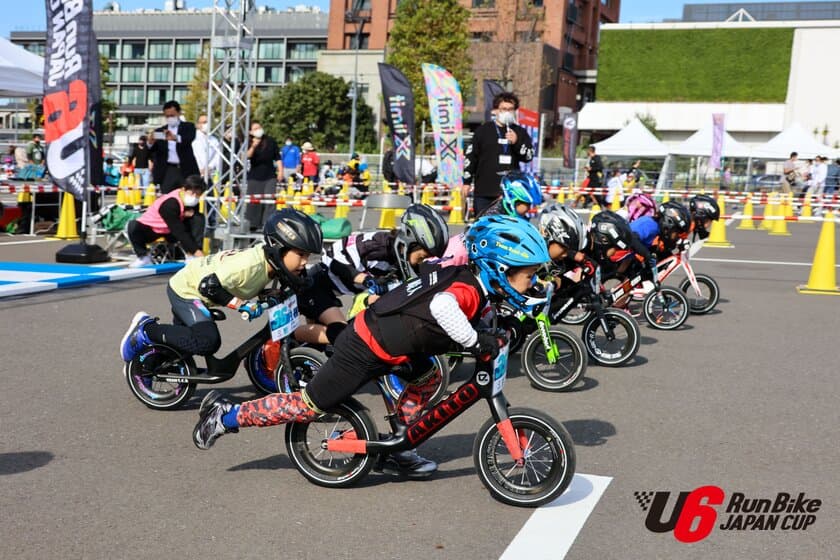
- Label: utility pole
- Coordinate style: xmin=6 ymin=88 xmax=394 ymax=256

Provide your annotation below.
xmin=345 ymin=0 xmax=370 ymax=156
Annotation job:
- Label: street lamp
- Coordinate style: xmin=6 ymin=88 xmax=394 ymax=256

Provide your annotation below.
xmin=345 ymin=4 xmax=370 ymax=156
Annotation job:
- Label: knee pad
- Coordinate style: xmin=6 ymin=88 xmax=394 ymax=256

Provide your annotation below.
xmin=325 ymin=322 xmax=347 ymax=345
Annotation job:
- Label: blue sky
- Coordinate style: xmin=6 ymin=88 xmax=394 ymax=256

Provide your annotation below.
xmin=1 ymin=0 xmax=830 ymax=38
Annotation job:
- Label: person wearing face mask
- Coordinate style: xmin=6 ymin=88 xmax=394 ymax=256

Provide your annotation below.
xmin=149 ymin=100 xmax=200 ymax=194
xmin=126 ymin=175 xmax=207 ymax=268
xmin=246 ymin=121 xmax=282 ymax=231
xmin=192 ymin=114 xmax=222 ymax=181
xmin=130 ymin=135 xmax=152 ymax=187
xmin=279 ymin=136 xmax=302 ymax=183
xmin=464 ymin=92 xmax=534 ymax=217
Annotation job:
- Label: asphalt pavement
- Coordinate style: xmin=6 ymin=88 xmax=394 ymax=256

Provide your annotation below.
xmin=1 ymin=220 xmax=838 ymax=559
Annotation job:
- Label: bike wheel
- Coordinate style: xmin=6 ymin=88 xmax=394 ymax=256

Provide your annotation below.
xmin=559 ymin=305 xmax=592 ymax=325
xmin=473 ymin=407 xmax=576 ymax=508
xmin=270 ymin=347 xmax=329 ymax=394
xmin=679 ymin=274 xmax=720 ymax=315
xmin=245 ymin=339 xmax=280 ymax=395
xmin=581 ymin=309 xmax=640 ymax=367
xmin=642 ymin=287 xmax=689 ymax=331
xmin=521 ymin=327 xmax=588 ymax=392
xmin=124 ymin=344 xmax=196 ymax=410
xmin=285 ymin=398 xmax=378 ymax=488
xmin=381 ymin=355 xmax=450 ymax=405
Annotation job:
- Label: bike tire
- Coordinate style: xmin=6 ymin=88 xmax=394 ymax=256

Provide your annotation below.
xmin=581 ymin=309 xmax=640 ymax=367
xmin=642 ymin=287 xmax=689 ymax=331
xmin=381 ymin=355 xmax=451 ymax=405
xmin=270 ymin=347 xmax=329 ymax=394
xmin=473 ymin=407 xmax=576 ymax=508
xmin=285 ymin=397 xmax=378 ymax=488
xmin=559 ymin=306 xmax=592 ymax=325
xmin=521 ymin=327 xmax=588 ymax=392
xmin=124 ymin=343 xmax=196 ymax=410
xmin=678 ymin=274 xmax=720 ymax=315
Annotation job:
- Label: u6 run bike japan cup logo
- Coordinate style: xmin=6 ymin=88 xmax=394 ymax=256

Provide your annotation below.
xmin=634 ymin=486 xmax=822 ymax=543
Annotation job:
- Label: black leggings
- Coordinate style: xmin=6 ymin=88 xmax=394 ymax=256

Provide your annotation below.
xmin=304 ymin=325 xmax=433 ymax=411
xmin=144 ymin=285 xmax=222 ymax=356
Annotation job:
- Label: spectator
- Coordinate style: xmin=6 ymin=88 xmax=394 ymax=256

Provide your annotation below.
xmin=606 ymin=168 xmax=624 ymax=207
xmin=245 ymin=121 xmax=281 ymax=231
xmin=126 ymin=175 xmax=206 ymax=268
xmin=585 ymin=145 xmax=605 ymax=206
xmin=824 ymin=158 xmax=840 ymax=197
xmin=103 ymin=157 xmax=121 ymax=187
xmin=722 ymin=166 xmax=733 ymax=189
xmin=464 ymin=91 xmax=534 ymax=216
xmin=130 ymin=135 xmax=152 ymax=187
xmin=300 ymin=141 xmax=320 ymax=188
xmin=807 ymin=156 xmax=828 ymax=212
xmin=14 ymin=145 xmax=28 ymax=169
xmin=149 ymin=100 xmax=200 ymax=194
xmin=382 ymin=147 xmax=397 ymax=186
xmin=320 ymin=160 xmax=340 ymax=195
xmin=193 ymin=114 xmax=222 ymax=180
xmin=2 ymin=145 xmax=16 ymax=174
xmin=26 ymin=134 xmax=45 ymax=165
xmin=279 ymin=136 xmax=301 ymax=182
xmin=781 ymin=151 xmax=799 ymax=194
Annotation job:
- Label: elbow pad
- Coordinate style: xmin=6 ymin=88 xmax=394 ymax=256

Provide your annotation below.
xmin=197 ymin=273 xmax=236 ymax=307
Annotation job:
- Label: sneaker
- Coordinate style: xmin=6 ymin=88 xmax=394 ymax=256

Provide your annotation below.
xmin=129 ymin=255 xmax=153 ymax=268
xmin=376 ymin=448 xmax=438 ymax=479
xmin=119 ymin=311 xmax=155 ymax=362
xmin=193 ymin=390 xmax=238 ymax=450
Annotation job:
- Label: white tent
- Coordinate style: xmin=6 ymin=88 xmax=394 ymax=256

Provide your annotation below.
xmin=591 ymin=117 xmax=669 ymax=157
xmin=751 ymin=122 xmax=837 ymax=160
xmin=0 ymin=37 xmax=44 ymax=97
xmin=670 ymin=120 xmax=752 ymax=158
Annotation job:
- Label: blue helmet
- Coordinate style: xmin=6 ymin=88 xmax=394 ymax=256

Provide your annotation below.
xmin=466 ymin=215 xmax=550 ymax=313
xmin=500 ymin=171 xmax=543 ymax=216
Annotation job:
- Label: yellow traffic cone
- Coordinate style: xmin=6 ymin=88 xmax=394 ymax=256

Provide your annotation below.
xmin=334 ymin=201 xmax=350 ymax=219
xmin=610 ymin=194 xmax=621 ymax=211
xmin=143 ymin=184 xmax=157 ymax=207
xmin=737 ymin=194 xmax=756 ymax=230
xmin=115 ymin=175 xmax=126 ymax=205
xmin=783 ymin=193 xmax=794 ymax=218
xmin=378 ymin=208 xmax=396 ymax=229
xmin=769 ymin=197 xmax=791 ymax=236
xmin=382 ymin=179 xmax=391 ymax=193
xmin=796 ymin=212 xmax=839 ymax=295
xmin=704 ymin=195 xmax=733 ymax=247
xmin=421 ymin=184 xmax=433 ymax=206
xmin=127 ymin=171 xmax=136 ymax=188
xmin=132 ymin=185 xmax=142 ymax=206
xmin=801 ymin=194 xmax=813 ymax=218
xmin=447 ymin=187 xmax=464 ymax=225
xmin=555 ymin=186 xmax=565 ymax=204
xmin=661 ymin=191 xmax=670 ymax=204
xmin=762 ymin=194 xmax=776 ymax=231
xmin=275 ymin=186 xmax=286 ymax=211
xmin=589 ymin=204 xmax=601 ymax=223
xmin=55 ymin=192 xmax=79 ymax=240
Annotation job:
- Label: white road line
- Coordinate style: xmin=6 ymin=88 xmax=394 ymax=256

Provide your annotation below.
xmin=500 ymin=474 xmax=612 ymax=560
xmin=0 ymin=238 xmax=56 ymax=246
xmin=693 ymin=257 xmax=838 ymax=267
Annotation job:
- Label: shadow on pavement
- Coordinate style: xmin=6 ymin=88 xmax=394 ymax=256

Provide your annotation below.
xmin=563 ymin=419 xmax=617 ymax=446
xmin=0 ymin=451 xmax=54 ymax=475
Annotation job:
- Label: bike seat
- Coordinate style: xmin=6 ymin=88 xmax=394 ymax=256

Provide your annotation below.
xmin=210 ymin=309 xmax=226 ymax=321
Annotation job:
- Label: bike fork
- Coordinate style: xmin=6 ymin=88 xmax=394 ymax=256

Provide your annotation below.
xmin=488 ymin=395 xmax=525 ymax=465
xmin=537 ymin=317 xmax=559 ymax=363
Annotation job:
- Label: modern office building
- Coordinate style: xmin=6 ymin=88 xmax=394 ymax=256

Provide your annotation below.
xmin=682 ymin=1 xmax=840 ymax=22
xmin=9 ymin=5 xmax=328 ymax=128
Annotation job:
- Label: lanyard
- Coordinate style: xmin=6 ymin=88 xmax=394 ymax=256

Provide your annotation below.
xmin=495 ymin=123 xmax=510 ymax=155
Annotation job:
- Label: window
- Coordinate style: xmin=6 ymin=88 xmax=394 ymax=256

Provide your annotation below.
xmin=147 ymin=88 xmax=171 ymax=106
xmin=148 ymin=41 xmax=172 ymax=60
xmin=471 ymin=32 xmax=494 ymax=42
xmin=258 ymin=40 xmax=285 ymax=59
xmin=288 ymin=42 xmax=324 ymax=60
xmin=120 ymin=87 xmax=145 ymax=105
xmin=122 ymin=42 xmax=145 ymax=60
xmin=346 ymin=33 xmax=369 ymax=49
xmin=175 ymin=40 xmax=200 ymax=60
xmin=147 ymin=65 xmax=171 ymax=82
xmin=121 ymin=65 xmax=145 ymax=83
xmin=473 ymin=0 xmax=495 ymax=7
xmin=172 ymin=87 xmax=189 ymax=104
xmin=97 ymin=42 xmax=117 ymax=59
xmin=286 ymin=65 xmax=314 ymax=84
xmin=348 ymin=0 xmax=372 ymax=8
xmin=174 ymin=65 xmax=196 ymax=83
xmin=257 ymin=65 xmax=284 ymax=84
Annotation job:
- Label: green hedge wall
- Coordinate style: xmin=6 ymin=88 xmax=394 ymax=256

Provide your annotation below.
xmin=597 ymin=28 xmax=793 ymax=103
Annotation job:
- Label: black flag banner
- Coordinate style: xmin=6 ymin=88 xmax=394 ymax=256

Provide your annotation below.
xmin=378 ymin=63 xmax=415 ymax=184
xmin=43 ymin=0 xmax=99 ymax=200
xmin=483 ymin=79 xmax=506 ymax=122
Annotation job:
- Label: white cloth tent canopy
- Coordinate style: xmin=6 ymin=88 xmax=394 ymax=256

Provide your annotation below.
xmin=0 ymin=37 xmax=44 ymax=97
xmin=751 ymin=122 xmax=838 ymax=160
xmin=591 ymin=117 xmax=669 ymax=157
xmin=670 ymin=120 xmax=752 ymax=158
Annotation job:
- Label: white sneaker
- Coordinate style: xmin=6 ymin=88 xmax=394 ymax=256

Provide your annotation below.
xmin=129 ymin=255 xmax=153 ymax=268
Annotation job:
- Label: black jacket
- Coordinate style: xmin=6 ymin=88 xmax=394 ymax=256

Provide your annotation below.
xmin=464 ymin=121 xmax=534 ymax=198
xmin=149 ymin=121 xmax=199 ymax=184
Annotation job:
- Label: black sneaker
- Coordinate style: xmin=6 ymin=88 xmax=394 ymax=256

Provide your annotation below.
xmin=376 ymin=448 xmax=438 ymax=479
xmin=193 ymin=390 xmax=238 ymax=450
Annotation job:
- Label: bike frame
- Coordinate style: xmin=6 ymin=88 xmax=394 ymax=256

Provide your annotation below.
xmin=618 ymin=241 xmax=703 ymax=302
xmin=326 ymin=342 xmax=529 ymax=464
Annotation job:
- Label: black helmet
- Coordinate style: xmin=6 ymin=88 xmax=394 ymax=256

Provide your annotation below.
xmin=589 ymin=211 xmax=633 ymax=261
xmin=394 ymin=204 xmax=449 ymax=280
xmin=538 ymin=204 xmax=587 ymax=252
xmin=658 ymin=201 xmax=692 ymax=239
xmin=689 ymin=195 xmax=720 ymax=239
xmin=263 ymin=208 xmax=323 ymax=289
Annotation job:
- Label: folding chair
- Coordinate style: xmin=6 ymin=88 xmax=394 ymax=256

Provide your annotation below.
xmin=359 ymin=193 xmax=413 ymax=230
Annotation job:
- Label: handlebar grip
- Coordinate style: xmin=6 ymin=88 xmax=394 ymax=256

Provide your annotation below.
xmin=240 ymin=311 xmax=251 ymax=321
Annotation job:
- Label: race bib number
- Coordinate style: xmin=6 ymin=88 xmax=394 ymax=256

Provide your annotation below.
xmin=492 ymin=343 xmax=510 ymax=396
xmin=498 ymin=154 xmax=512 ymax=165
xmin=269 ymin=295 xmax=301 ymax=341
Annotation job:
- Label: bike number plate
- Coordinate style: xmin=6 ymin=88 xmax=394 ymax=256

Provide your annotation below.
xmin=492 ymin=343 xmax=510 ymax=396
xmin=268 ymin=295 xmax=301 ymax=341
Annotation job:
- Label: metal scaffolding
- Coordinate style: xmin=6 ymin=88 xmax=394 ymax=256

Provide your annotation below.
xmin=205 ymin=0 xmax=256 ymax=249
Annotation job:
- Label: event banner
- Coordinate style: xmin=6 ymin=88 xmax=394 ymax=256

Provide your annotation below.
xmin=483 ymin=79 xmax=506 ymax=122
xmin=43 ymin=0 xmax=99 ymax=200
xmin=422 ymin=63 xmax=464 ymax=187
xmin=710 ymin=113 xmax=725 ymax=169
xmin=517 ymin=107 xmax=540 ymax=174
xmin=562 ymin=112 xmax=578 ymax=169
xmin=378 ymin=63 xmax=415 ymax=185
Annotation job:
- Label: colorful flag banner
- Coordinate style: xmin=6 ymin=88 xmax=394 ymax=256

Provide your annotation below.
xmin=710 ymin=113 xmax=725 ymax=170
xmin=562 ymin=112 xmax=578 ymax=169
xmin=517 ymin=107 xmax=540 ymax=174
xmin=422 ymin=63 xmax=464 ymax=187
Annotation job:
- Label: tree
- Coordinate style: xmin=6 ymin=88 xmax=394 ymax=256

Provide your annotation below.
xmin=99 ymin=55 xmax=118 ymax=135
xmin=183 ymin=46 xmax=261 ymax=125
xmin=386 ymin=0 xmax=473 ymax=138
xmin=256 ymin=71 xmax=376 ymax=152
